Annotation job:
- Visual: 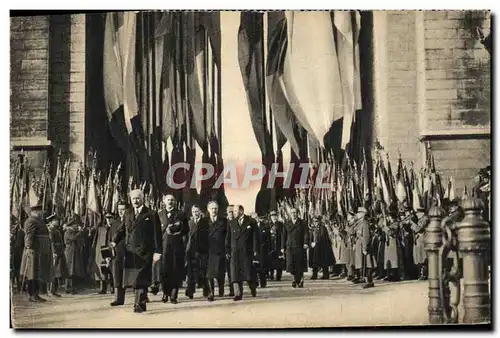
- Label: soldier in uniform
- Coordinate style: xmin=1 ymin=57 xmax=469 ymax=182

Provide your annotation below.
xmin=64 ymin=214 xmax=86 ymax=294
xmin=10 ymin=215 xmax=25 ymax=293
xmin=206 ymin=201 xmax=228 ymax=299
xmin=354 ymin=207 xmax=375 ymax=289
xmin=373 ymin=202 xmax=387 ymax=280
xmin=110 ymin=189 xmax=162 ymax=313
xmin=226 ymin=205 xmax=259 ymax=301
xmin=157 ymin=194 xmax=188 ymax=304
xmin=383 ymin=203 xmax=401 ymax=282
xmin=309 ymin=216 xmax=334 ymax=280
xmin=346 ymin=212 xmax=359 ymax=282
xmin=268 ymin=210 xmax=284 ymax=281
xmin=400 ymin=205 xmax=417 ymax=280
xmin=281 ymin=208 xmax=309 ymax=288
xmin=47 ymin=214 xmax=66 ymax=297
xmin=185 ymin=204 xmax=209 ymax=299
xmin=410 ymin=206 xmax=429 ymax=280
xmin=255 ymin=214 xmax=271 ymax=288
xmin=110 ymin=200 xmax=129 ymax=306
xmin=20 ymin=204 xmax=52 ymax=302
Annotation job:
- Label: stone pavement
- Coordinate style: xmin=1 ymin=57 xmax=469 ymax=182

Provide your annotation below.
xmin=10 ymin=274 xmax=444 ymax=328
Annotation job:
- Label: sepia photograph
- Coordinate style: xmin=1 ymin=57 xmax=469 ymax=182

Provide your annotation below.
xmin=8 ymin=9 xmax=491 ymax=329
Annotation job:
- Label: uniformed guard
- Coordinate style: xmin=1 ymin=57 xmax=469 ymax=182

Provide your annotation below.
xmin=268 ymin=210 xmax=284 ymax=281
xmin=64 ymin=214 xmax=86 ymax=294
xmin=383 ymin=202 xmax=401 ymax=282
xmin=354 ymin=207 xmax=375 ymax=289
xmin=47 ymin=214 xmax=66 ymax=297
xmin=410 ymin=206 xmax=429 ymax=280
xmin=281 ymin=208 xmax=309 ymax=288
xmin=309 ymin=216 xmax=333 ymax=280
xmin=399 ymin=205 xmax=417 ymax=280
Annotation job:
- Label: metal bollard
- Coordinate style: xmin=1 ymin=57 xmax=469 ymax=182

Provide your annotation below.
xmin=424 ymin=206 xmax=446 ymax=324
xmin=456 ymin=197 xmax=491 ymax=323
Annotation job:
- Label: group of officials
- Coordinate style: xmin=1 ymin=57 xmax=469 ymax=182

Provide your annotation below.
xmin=11 ymin=187 xmax=465 ymax=313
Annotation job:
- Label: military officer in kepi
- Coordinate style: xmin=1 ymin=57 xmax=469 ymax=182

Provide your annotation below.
xmin=47 ymin=214 xmax=67 ymax=297
xmin=110 ymin=189 xmax=162 ymax=313
xmin=282 ymin=208 xmax=310 ymax=288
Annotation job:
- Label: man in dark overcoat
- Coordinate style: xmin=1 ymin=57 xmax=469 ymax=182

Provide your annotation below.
xmin=309 ymin=216 xmax=334 ymax=280
xmin=47 ymin=214 xmax=66 ymax=297
xmin=90 ymin=214 xmax=113 ymax=294
xmin=20 ymin=204 xmax=52 ymax=302
xmin=185 ymin=204 xmax=209 ymax=299
xmin=281 ymin=208 xmax=309 ymax=288
xmin=226 ymin=205 xmax=259 ymax=301
xmin=225 ymin=205 xmax=235 ymax=297
xmin=10 ymin=215 xmax=25 ymax=293
xmin=353 ymin=207 xmax=375 ymax=289
xmin=110 ymin=189 xmax=162 ymax=313
xmin=64 ymin=214 xmax=86 ymax=294
xmin=255 ymin=214 xmax=271 ymax=288
xmin=268 ymin=211 xmax=284 ymax=281
xmin=157 ymin=194 xmax=188 ymax=304
xmin=110 ymin=200 xmax=129 ymax=306
xmin=206 ymin=201 xmax=228 ymax=299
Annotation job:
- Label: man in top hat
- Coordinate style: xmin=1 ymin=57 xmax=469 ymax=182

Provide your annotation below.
xmin=10 ymin=215 xmax=25 ymax=293
xmin=410 ymin=206 xmax=429 ymax=280
xmin=282 ymin=208 xmax=310 ymax=288
xmin=20 ymin=204 xmax=53 ymax=302
xmin=47 ymin=214 xmax=66 ymax=297
xmin=205 ymin=201 xmax=229 ymax=299
xmin=226 ymin=205 xmax=259 ymax=301
xmin=110 ymin=200 xmax=129 ymax=306
xmin=157 ymin=193 xmax=188 ymax=304
xmin=268 ymin=210 xmax=284 ymax=281
xmin=110 ymin=189 xmax=162 ymax=313
xmin=354 ymin=207 xmax=375 ymax=289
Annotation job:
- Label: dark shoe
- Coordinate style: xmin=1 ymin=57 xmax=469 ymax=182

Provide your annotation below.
xmin=346 ymin=275 xmax=354 ymax=281
xmin=292 ymin=281 xmax=297 ymax=288
xmin=376 ymin=275 xmax=385 ymax=280
xmin=162 ymin=295 xmax=169 ymax=303
xmin=133 ymin=304 xmax=144 ymax=313
xmin=233 ymin=295 xmax=242 ymax=301
xmin=207 ymin=295 xmax=214 ymax=302
xmin=311 ymin=274 xmax=318 ymax=280
xmin=383 ymin=276 xmax=390 ymax=281
xmin=97 ymin=290 xmax=106 ymax=295
xmin=362 ymin=282 xmax=374 ymax=289
xmin=35 ymin=295 xmax=47 ymax=302
xmin=144 ymin=297 xmax=150 ymax=303
xmin=170 ymin=298 xmax=178 ymax=304
xmin=28 ymin=296 xmax=38 ymax=302
xmin=251 ymin=288 xmax=257 ymax=297
xmin=218 ymin=291 xmax=224 ymax=297
xmin=321 ymin=275 xmax=329 ymax=280
xmin=139 ymin=302 xmax=147 ymax=311
xmin=351 ymin=278 xmax=361 ymax=284
xmin=150 ymin=285 xmax=159 ymax=295
xmin=49 ymin=292 xmax=62 ymax=297
xmin=228 ymin=292 xmax=235 ymax=297
xmin=338 ymin=273 xmax=346 ymax=278
xmin=110 ymin=300 xmax=124 ymax=306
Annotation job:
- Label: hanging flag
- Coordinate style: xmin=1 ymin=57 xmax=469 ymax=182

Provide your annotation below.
xmin=266 ymin=11 xmax=301 ymax=157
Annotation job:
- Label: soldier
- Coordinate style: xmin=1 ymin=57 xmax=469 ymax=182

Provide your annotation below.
xmin=47 ymin=214 xmax=66 ymax=297
xmin=90 ymin=213 xmax=113 ymax=294
xmin=10 ymin=215 xmax=24 ymax=293
xmin=354 ymin=207 xmax=375 ymax=289
xmin=309 ymin=216 xmax=334 ymax=280
xmin=346 ymin=212 xmax=359 ymax=283
xmin=400 ymin=206 xmax=417 ymax=280
xmin=157 ymin=194 xmax=188 ymax=304
xmin=281 ymin=208 xmax=309 ymax=288
xmin=110 ymin=201 xmax=128 ymax=306
xmin=185 ymin=204 xmax=209 ymax=299
xmin=20 ymin=204 xmax=52 ymax=303
xmin=226 ymin=205 xmax=259 ymax=301
xmin=206 ymin=201 xmax=228 ymax=299
xmin=255 ymin=214 xmax=271 ymax=288
xmin=383 ymin=203 xmax=401 ymax=282
xmin=64 ymin=214 xmax=86 ymax=294
xmin=110 ymin=189 xmax=162 ymax=313
xmin=268 ymin=210 xmax=284 ymax=281
xmin=411 ymin=206 xmax=429 ymax=280
xmin=372 ymin=202 xmax=386 ymax=280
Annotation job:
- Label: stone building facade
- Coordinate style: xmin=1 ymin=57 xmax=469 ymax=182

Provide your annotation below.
xmin=10 ymin=11 xmax=491 ymax=191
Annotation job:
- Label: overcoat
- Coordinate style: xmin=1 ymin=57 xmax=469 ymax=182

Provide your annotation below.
xmin=206 ymin=217 xmax=227 ymax=280
xmin=384 ymin=220 xmax=400 ymax=269
xmin=256 ymin=222 xmax=272 ymax=270
xmin=412 ymin=215 xmax=428 ymax=265
xmin=113 ymin=206 xmax=162 ymax=289
xmin=10 ymin=225 xmax=25 ymax=275
xmin=226 ymin=215 xmax=259 ymax=282
xmin=354 ymin=218 xmax=375 ymax=269
xmin=269 ymin=220 xmax=285 ymax=270
xmin=109 ymin=217 xmax=125 ymax=288
xmin=90 ymin=224 xmax=112 ymax=281
xmin=309 ymin=223 xmax=334 ymax=268
xmin=64 ymin=226 xmax=87 ymax=278
xmin=49 ymin=227 xmax=67 ymax=279
xmin=158 ymin=209 xmax=189 ymax=286
xmin=185 ymin=216 xmax=209 ymax=281
xmin=282 ymin=218 xmax=310 ymax=274
xmin=20 ymin=216 xmax=52 ymax=282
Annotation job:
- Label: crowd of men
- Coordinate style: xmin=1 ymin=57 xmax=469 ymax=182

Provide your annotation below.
xmin=11 ymin=188 xmax=467 ymax=314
